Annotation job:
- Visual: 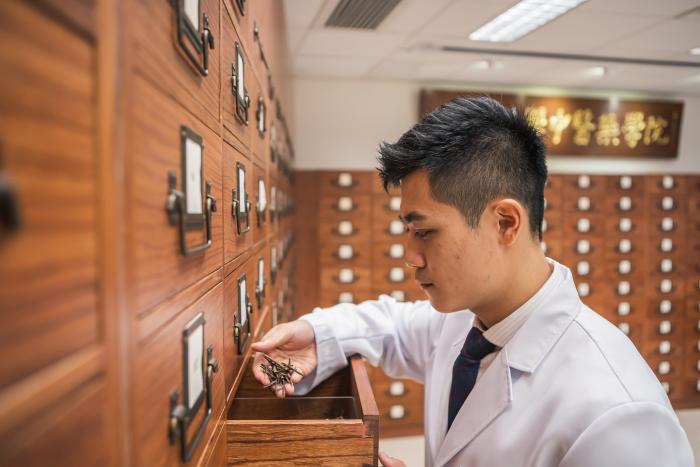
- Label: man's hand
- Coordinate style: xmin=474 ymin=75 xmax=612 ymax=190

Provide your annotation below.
xmin=251 ymin=320 xmax=317 ymax=398
xmin=379 ymin=451 xmax=407 ymax=467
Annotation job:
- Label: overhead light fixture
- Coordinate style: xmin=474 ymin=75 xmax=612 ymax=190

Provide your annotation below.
xmin=690 ymin=47 xmax=700 ymax=55
xmin=469 ymin=0 xmax=588 ymax=43
xmin=474 ymin=59 xmax=492 ymax=70
xmin=586 ymin=65 xmax=606 ymax=77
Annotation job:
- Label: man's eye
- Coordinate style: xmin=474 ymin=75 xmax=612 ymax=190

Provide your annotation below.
xmin=415 ymin=230 xmax=432 ymax=239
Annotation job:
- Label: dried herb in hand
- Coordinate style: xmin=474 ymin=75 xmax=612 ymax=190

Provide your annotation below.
xmin=259 ymin=354 xmax=303 ymax=391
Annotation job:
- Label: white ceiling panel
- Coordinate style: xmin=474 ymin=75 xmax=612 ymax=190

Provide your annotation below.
xmin=602 ymin=18 xmax=700 ymax=55
xmin=420 ymin=0 xmax=518 ymax=38
xmin=508 ymin=12 xmax=661 ymax=53
xmin=292 ymin=55 xmax=380 ymax=78
xmin=283 ymin=0 xmax=327 ymax=29
xmin=297 ymin=28 xmax=408 ymax=58
xmin=576 ymin=0 xmax=700 ymax=18
xmin=286 ymin=28 xmax=307 ymax=55
xmin=378 ymin=0 xmax=453 ymax=33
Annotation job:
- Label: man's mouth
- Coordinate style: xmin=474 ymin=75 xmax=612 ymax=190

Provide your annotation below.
xmin=417 ymin=280 xmax=434 ymax=290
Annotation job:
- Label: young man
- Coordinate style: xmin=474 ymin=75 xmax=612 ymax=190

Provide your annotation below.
xmin=251 ymin=98 xmax=693 ymax=467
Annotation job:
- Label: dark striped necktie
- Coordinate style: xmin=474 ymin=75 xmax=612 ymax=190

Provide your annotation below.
xmin=447 ymin=326 xmax=496 ymax=432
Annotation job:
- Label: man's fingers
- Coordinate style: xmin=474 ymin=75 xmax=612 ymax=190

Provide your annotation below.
xmin=251 ymin=325 xmax=290 ymax=353
xmin=283 ymin=382 xmax=295 ymax=396
xmin=378 ymin=452 xmax=406 ymax=467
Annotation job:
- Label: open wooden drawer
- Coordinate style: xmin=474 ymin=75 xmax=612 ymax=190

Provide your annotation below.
xmin=226 ymin=356 xmax=379 ymax=466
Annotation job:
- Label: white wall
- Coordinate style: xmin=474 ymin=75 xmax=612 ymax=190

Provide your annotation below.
xmin=293 ymin=76 xmax=700 ymax=464
xmin=292 ymin=77 xmax=700 ymax=173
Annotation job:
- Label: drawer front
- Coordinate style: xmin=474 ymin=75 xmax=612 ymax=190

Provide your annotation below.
xmin=0 ymin=1 xmax=99 ymax=389
xmin=606 ymin=175 xmax=646 ymax=196
xmin=646 ymin=175 xmax=686 ymax=195
xmin=319 ymin=171 xmax=374 ymax=196
xmin=222 ymin=8 xmax=252 ymax=151
xmin=132 ymin=283 xmax=225 ymax=467
xmin=320 ymin=217 xmax=372 ymax=244
xmin=319 ymin=289 xmax=377 ymax=307
xmin=249 ymin=71 xmax=268 ymax=166
xmin=224 ymin=142 xmax=255 ymax=264
xmin=320 ymin=266 xmax=372 ymax=292
xmin=223 ymin=258 xmax=257 ymax=400
xmin=131 ymin=0 xmax=221 ymax=132
xmin=128 ymin=74 xmax=223 ymax=316
xmin=319 ymin=194 xmax=372 ymax=222
xmin=320 ymin=241 xmax=372 ymax=268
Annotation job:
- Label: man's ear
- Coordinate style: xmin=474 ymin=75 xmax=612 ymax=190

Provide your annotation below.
xmin=493 ymin=199 xmax=524 ymax=246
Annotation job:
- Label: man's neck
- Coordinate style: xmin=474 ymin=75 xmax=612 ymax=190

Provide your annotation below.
xmin=474 ymin=252 xmax=553 ymax=329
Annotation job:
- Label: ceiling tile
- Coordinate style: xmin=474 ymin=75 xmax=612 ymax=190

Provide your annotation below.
xmin=576 ymin=0 xmax=700 ymax=18
xmin=378 ymin=0 xmax=453 ymax=33
xmin=292 ymin=55 xmax=379 ymax=78
xmin=283 ymin=0 xmax=327 ymax=29
xmin=296 ymin=28 xmax=408 ymax=58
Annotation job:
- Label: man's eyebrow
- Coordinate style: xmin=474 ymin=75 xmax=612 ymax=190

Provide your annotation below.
xmin=399 ymin=211 xmax=427 ymax=224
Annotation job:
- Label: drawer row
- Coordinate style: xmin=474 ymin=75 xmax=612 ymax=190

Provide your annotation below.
xmin=133 ymin=0 xmax=295 ymax=181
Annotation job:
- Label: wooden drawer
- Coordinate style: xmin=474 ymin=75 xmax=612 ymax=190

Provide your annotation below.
xmin=224 ymin=0 xmax=254 ymax=54
xmin=320 ymin=241 xmax=372 ymax=268
xmin=561 ymin=212 xmax=606 ymax=236
xmin=646 ymin=175 xmax=687 ymax=194
xmin=223 ymin=258 xmax=257 ymax=401
xmin=319 ymin=171 xmax=374 ymax=196
xmin=319 ymin=194 xmax=372 ymax=223
xmin=128 ymin=74 xmax=223 ymax=316
xmin=224 ymin=142 xmax=255 ymax=264
xmin=602 ymin=193 xmax=646 ymax=217
xmin=132 ymin=283 xmax=225 ymax=467
xmin=227 ymin=356 xmax=378 ymax=466
xmin=648 ymin=193 xmax=685 ymax=215
xmin=603 ymin=214 xmax=648 ymax=238
xmin=319 ymin=217 xmax=372 ymax=244
xmin=221 ymin=5 xmax=252 ymax=151
xmin=606 ymin=296 xmax=647 ymax=322
xmin=0 ymin=1 xmax=99 ymax=389
xmin=605 ymin=175 xmax=646 ymax=196
xmin=542 ymin=209 xmax=563 ymax=236
xmin=320 ymin=266 xmax=372 ymax=292
xmin=319 ymin=289 xmax=377 ymax=307
xmin=130 ymin=0 xmax=221 ymax=132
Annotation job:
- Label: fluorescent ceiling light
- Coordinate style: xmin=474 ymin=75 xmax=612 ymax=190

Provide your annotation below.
xmin=469 ymin=0 xmax=588 ymax=43
xmin=690 ymin=47 xmax=700 ymax=55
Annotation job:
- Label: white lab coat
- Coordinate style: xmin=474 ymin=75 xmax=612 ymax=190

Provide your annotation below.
xmin=296 ymin=260 xmax=694 ymax=467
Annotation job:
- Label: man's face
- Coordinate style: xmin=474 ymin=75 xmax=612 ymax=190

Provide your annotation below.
xmin=399 ymin=169 xmax=500 ymax=312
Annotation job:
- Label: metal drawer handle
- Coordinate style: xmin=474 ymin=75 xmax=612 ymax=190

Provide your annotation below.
xmin=0 ymin=171 xmax=21 ymax=233
xmin=169 ymin=345 xmax=218 ymax=462
xmin=166 ymin=173 xmax=217 ymax=256
xmin=172 ymin=0 xmax=216 ymax=77
xmin=253 ymin=23 xmax=269 ymax=70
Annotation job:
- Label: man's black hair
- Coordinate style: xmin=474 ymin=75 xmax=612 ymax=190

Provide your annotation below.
xmin=377 ymin=96 xmax=548 ymax=240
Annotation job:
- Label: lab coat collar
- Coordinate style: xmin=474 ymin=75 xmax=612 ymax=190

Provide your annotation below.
xmin=503 ymin=259 xmax=582 ymax=374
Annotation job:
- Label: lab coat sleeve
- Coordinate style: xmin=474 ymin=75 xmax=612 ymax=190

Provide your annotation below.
xmin=293 ymin=295 xmax=443 ymax=395
xmin=558 ymin=401 xmax=694 ymax=467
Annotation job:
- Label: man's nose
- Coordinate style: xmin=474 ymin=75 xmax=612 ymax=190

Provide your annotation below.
xmin=404 ymin=241 xmax=426 ymax=269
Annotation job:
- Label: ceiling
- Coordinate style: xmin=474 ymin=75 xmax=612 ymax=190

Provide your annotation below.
xmin=283 ymin=0 xmax=700 ymax=95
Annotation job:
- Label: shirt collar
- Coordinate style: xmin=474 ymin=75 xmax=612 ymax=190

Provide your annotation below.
xmin=474 ymin=258 xmax=558 ymax=348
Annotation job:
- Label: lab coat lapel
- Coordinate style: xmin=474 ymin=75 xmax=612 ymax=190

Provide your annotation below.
xmin=434 ymin=349 xmax=513 ymax=467
xmin=427 ymin=311 xmax=476 ymax=463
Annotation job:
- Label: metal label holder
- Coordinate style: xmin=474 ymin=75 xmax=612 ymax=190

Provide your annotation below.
xmin=171 ymin=0 xmax=215 ymax=76
xmin=231 ymin=42 xmax=250 ymax=125
xmin=166 ymin=126 xmax=217 ymax=257
xmin=234 ymin=273 xmax=253 ymax=354
xmin=168 ymin=313 xmax=219 ymax=462
xmin=231 ymin=161 xmax=251 ymax=235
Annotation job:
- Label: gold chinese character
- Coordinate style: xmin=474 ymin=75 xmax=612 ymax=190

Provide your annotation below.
xmin=643 ymin=115 xmax=670 ymax=146
xmin=622 ymin=111 xmax=645 ymax=148
xmin=596 ymin=112 xmax=620 ymax=146
xmin=571 ymin=108 xmax=596 ymax=146
xmin=548 ymin=108 xmax=571 ymax=145
xmin=526 ymin=106 xmax=548 ymax=134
